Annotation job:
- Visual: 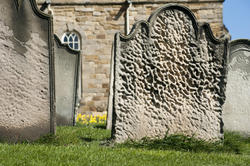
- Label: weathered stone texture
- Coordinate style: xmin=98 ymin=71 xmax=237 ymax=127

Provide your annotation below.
xmin=54 ymin=35 xmax=80 ymax=126
xmin=223 ymin=39 xmax=250 ymax=136
xmin=36 ymin=0 xmax=225 ymax=113
xmin=0 ymin=0 xmax=54 ymax=142
xmin=111 ymin=5 xmax=227 ymax=143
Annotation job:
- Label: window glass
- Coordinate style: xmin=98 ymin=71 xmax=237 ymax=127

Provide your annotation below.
xmin=74 ymin=43 xmax=78 ymax=50
xmin=61 ymin=32 xmax=80 ymax=51
xmin=69 ymin=43 xmax=73 ymax=49
xmin=74 ymin=36 xmax=78 ymax=42
xmin=69 ymin=36 xmax=73 ymax=42
xmin=63 ymin=36 xmax=68 ymax=42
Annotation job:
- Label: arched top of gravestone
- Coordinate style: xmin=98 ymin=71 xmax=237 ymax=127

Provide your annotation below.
xmin=54 ymin=34 xmax=80 ymax=54
xmin=229 ymin=39 xmax=250 ymax=61
xmin=30 ymin=0 xmax=52 ymax=19
xmin=230 ymin=39 xmax=250 ymax=51
xmin=13 ymin=0 xmax=52 ymax=19
xmin=230 ymin=39 xmax=250 ymax=46
xmin=117 ymin=4 xmax=222 ymax=45
xmin=3 ymin=0 xmax=54 ymax=44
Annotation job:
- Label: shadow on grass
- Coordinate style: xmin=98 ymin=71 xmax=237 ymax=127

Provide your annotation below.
xmin=79 ymin=137 xmax=102 ymax=142
xmin=93 ymin=125 xmax=107 ymax=129
xmin=119 ymin=131 xmax=250 ymax=154
xmin=33 ymin=134 xmax=58 ymax=145
xmin=75 ymin=123 xmax=107 ymax=130
xmin=32 ymin=124 xmax=111 ymax=146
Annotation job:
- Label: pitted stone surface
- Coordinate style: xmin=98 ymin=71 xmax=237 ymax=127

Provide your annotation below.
xmin=0 ymin=0 xmax=54 ymax=142
xmin=110 ymin=5 xmax=227 ymax=143
xmin=223 ymin=39 xmax=250 ymax=136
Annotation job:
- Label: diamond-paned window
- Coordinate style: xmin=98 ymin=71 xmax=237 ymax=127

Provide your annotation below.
xmin=62 ymin=32 xmax=80 ymax=51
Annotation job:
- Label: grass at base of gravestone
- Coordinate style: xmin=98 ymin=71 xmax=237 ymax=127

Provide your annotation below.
xmin=0 ymin=124 xmax=249 ymax=166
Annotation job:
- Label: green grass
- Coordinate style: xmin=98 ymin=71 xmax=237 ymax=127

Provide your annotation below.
xmin=0 ymin=124 xmax=249 ymax=166
xmin=120 ymin=131 xmax=250 ymax=154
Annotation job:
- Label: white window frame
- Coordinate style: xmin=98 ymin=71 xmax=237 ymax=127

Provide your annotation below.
xmin=61 ymin=32 xmax=80 ymax=51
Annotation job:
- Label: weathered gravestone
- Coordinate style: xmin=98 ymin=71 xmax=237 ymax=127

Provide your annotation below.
xmin=0 ymin=0 xmax=55 ymax=142
xmin=223 ymin=39 xmax=250 ymax=136
xmin=108 ymin=4 xmax=228 ymax=143
xmin=54 ymin=35 xmax=81 ymax=126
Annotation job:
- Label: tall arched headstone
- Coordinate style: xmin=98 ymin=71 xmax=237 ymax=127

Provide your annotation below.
xmin=109 ymin=4 xmax=228 ymax=143
xmin=223 ymin=39 xmax=250 ymax=136
xmin=0 ymin=0 xmax=55 ymax=142
xmin=54 ymin=35 xmax=81 ymax=126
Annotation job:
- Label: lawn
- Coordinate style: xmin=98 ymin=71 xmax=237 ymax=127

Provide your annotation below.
xmin=0 ymin=124 xmax=249 ymax=166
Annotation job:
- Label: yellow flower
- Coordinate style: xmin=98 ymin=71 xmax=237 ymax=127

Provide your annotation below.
xmin=76 ymin=113 xmax=82 ymax=122
xmin=89 ymin=115 xmax=97 ymax=123
xmin=82 ymin=119 xmax=88 ymax=124
xmin=80 ymin=114 xmax=86 ymax=121
xmin=76 ymin=113 xmax=107 ymax=124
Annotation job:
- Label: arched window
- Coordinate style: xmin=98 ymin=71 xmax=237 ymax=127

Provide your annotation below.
xmin=61 ymin=32 xmax=80 ymax=51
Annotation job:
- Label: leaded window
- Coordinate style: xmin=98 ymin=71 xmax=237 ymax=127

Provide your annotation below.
xmin=62 ymin=32 xmax=80 ymax=51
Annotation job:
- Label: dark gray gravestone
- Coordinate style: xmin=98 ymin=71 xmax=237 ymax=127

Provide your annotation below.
xmin=223 ymin=39 xmax=250 ymax=136
xmin=109 ymin=4 xmax=228 ymax=143
xmin=54 ymin=35 xmax=81 ymax=126
xmin=0 ymin=0 xmax=55 ymax=142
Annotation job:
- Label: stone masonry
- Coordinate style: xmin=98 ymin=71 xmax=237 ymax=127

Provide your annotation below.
xmin=37 ymin=0 xmax=226 ymax=113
